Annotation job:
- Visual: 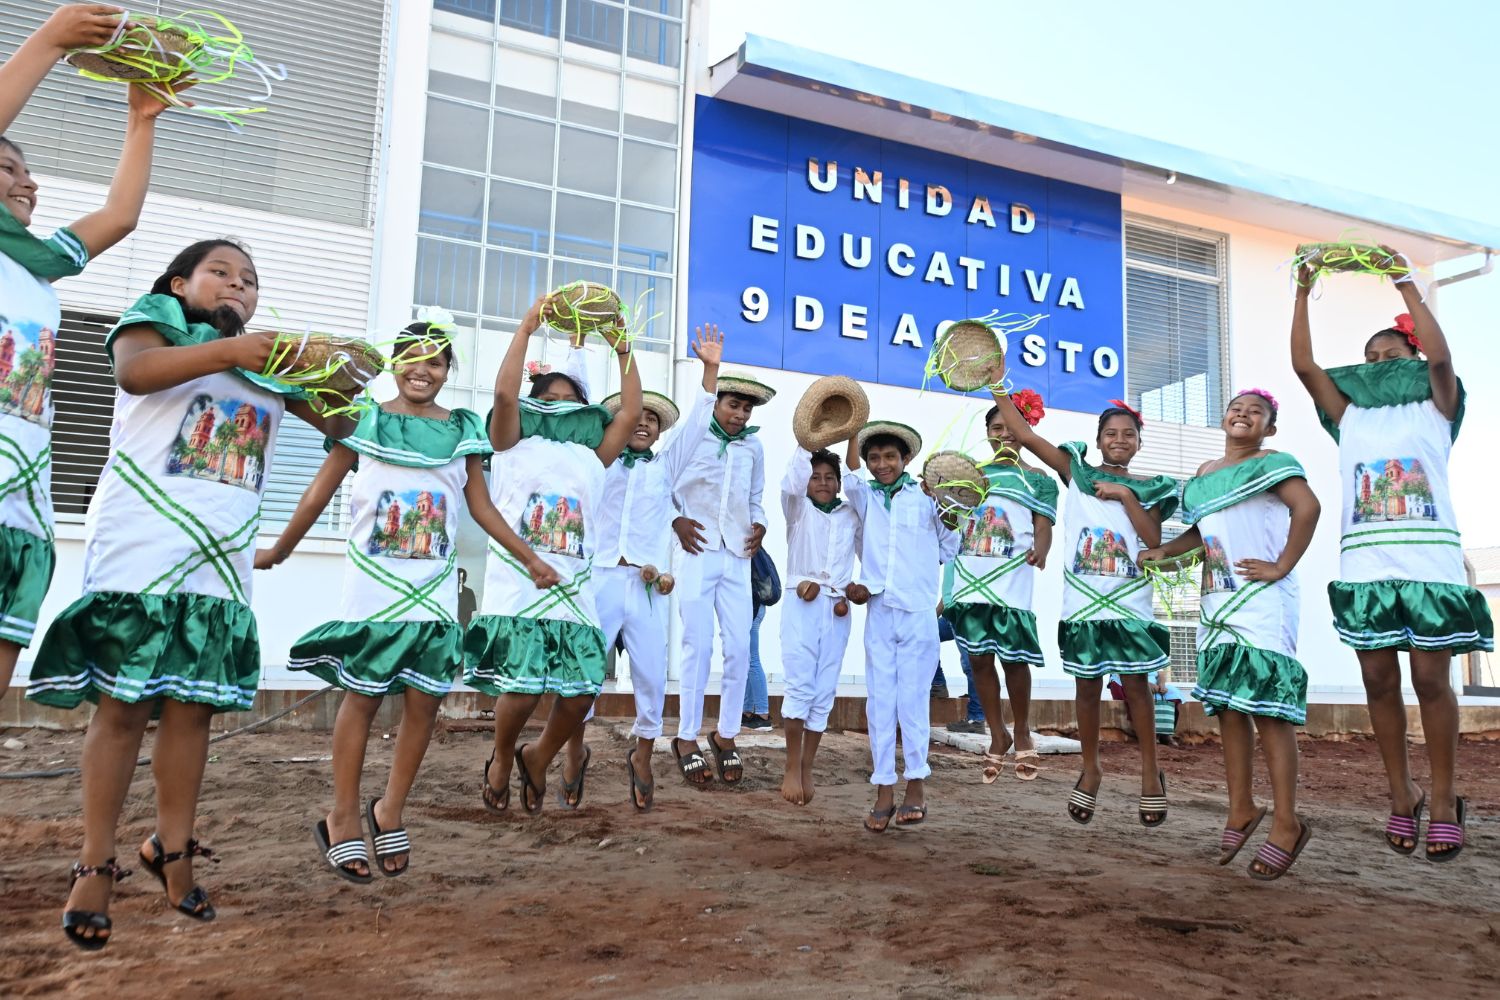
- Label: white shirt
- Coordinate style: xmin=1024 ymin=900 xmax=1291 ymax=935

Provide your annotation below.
xmin=782 ymin=447 xmax=861 ymax=595
xmin=674 ymin=400 xmax=766 ymax=557
xmin=844 ymin=473 xmax=961 ymax=613
xmin=595 ymin=390 xmax=714 ymax=568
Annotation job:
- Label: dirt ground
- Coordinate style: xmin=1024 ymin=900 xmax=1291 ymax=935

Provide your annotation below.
xmin=2 ymin=714 xmax=1499 ymax=1000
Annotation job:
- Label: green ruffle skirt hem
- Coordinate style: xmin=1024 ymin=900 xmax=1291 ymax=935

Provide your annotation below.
xmin=944 ymin=603 xmax=1043 ymax=664
xmin=1057 ymin=618 xmax=1169 ymax=679
xmin=1192 ymin=644 xmax=1308 ymax=725
xmin=463 ymin=614 xmax=606 ymax=698
xmin=0 ymin=524 xmax=54 ymax=647
xmin=1328 ymin=580 xmax=1493 ymax=653
xmin=290 ymin=619 xmax=462 ymax=698
xmin=26 ymin=591 xmax=259 ymax=711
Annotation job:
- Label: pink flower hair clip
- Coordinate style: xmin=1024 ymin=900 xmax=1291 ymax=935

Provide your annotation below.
xmin=525 ymin=360 xmax=553 ymax=381
xmin=1235 ymin=387 xmax=1279 ymax=413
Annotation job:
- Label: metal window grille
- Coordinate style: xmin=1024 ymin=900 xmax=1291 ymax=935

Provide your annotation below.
xmin=1124 ymin=217 xmax=1230 ymax=429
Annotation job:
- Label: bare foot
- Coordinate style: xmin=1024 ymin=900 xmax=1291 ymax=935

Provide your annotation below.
xmin=799 ymin=754 xmax=816 ymax=806
xmin=989 ymin=728 xmax=1014 ymax=758
xmin=781 ymin=767 xmax=804 ymax=805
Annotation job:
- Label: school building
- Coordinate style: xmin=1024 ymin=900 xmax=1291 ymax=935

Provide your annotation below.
xmin=6 ymin=0 xmax=1496 ymax=722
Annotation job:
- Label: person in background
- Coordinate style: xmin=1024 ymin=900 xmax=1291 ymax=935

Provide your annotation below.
xmin=1108 ymin=668 xmax=1184 ymax=747
xmin=938 ymin=612 xmax=984 ymax=732
xmin=457 ymin=568 xmax=477 ymax=630
xmin=742 ymin=602 xmax=773 ymax=732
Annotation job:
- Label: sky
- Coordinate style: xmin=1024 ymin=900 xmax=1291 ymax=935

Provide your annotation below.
xmin=708 ymin=0 xmax=1499 ymax=545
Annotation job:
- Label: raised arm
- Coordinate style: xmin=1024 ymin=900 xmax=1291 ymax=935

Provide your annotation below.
xmin=1290 ymin=263 xmax=1348 ymax=426
xmin=254 ymin=443 xmax=358 ymax=569
xmin=462 ymin=456 xmax=559 ymax=589
xmin=987 ymin=359 xmax=1070 ymax=482
xmin=66 ymin=83 xmax=179 ymax=259
xmin=595 ymin=332 xmax=642 ymax=465
xmin=0 ymin=5 xmax=122 ymax=134
xmin=490 ymin=296 xmax=542 ymax=452
xmin=111 ymin=325 xmax=277 ymax=395
xmin=1236 ymin=476 xmax=1321 ymax=583
xmin=657 ymin=326 xmax=721 ymax=483
xmin=1391 ymin=253 xmax=1460 ymax=421
xmin=781 ymin=447 xmax=813 ymax=523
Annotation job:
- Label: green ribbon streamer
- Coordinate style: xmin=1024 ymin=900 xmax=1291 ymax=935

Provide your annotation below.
xmin=710 ymin=417 xmax=758 ymax=457
xmin=869 ymin=472 xmax=914 ymax=510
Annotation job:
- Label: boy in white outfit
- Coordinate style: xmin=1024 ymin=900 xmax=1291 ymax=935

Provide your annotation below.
xmin=584 ymin=327 xmax=722 ymax=811
xmin=779 ymin=445 xmax=862 ymax=806
xmin=844 ymin=421 xmax=962 ymax=831
xmin=671 ymin=370 xmax=777 ymax=787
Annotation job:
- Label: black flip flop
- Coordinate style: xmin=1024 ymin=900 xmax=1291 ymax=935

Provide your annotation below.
xmin=864 ymin=805 xmax=896 ymax=834
xmin=138 ymin=833 xmax=218 ymax=921
xmin=514 ymin=743 xmax=544 ymax=815
xmin=366 ymin=798 xmax=410 ymax=877
xmin=672 ymin=739 xmax=713 ymax=786
xmin=481 ymin=752 xmax=509 ymax=813
xmin=627 ymin=747 xmax=655 ymax=812
xmin=706 ymin=732 xmax=743 ymax=785
xmin=895 ymin=804 xmax=927 ymax=826
xmin=313 ymin=819 xmax=373 ymax=884
xmin=557 ymin=746 xmax=592 ymax=810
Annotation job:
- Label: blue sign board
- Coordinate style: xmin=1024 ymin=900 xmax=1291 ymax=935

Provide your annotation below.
xmin=687 ymin=96 xmax=1124 ymax=412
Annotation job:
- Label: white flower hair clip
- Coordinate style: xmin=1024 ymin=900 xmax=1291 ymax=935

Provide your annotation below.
xmin=414 ymin=305 xmax=456 ymax=330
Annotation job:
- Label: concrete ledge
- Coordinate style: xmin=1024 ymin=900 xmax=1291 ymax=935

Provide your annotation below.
xmin=8 ymin=688 xmax=1500 ymax=739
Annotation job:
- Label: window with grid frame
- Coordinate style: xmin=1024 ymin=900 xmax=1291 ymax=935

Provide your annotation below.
xmin=1149 ymin=516 xmax=1201 ymax=685
xmin=1124 ymin=218 xmax=1229 ymax=429
xmin=49 ymin=308 xmax=345 ymax=533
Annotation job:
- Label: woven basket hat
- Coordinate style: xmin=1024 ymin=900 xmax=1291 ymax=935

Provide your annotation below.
xmin=857 ymin=420 xmax=922 ymax=462
xmin=922 ymin=450 xmax=988 ymax=512
xmin=716 ymin=371 xmax=777 ymax=406
xmin=1295 ymin=242 xmax=1409 ymax=277
xmin=541 ymin=281 xmax=623 ymax=337
xmin=271 ymin=335 xmax=385 ymax=396
xmin=931 ymin=319 xmax=1006 ymax=393
xmin=602 ymin=390 xmax=680 ymax=431
xmin=792 ymin=375 xmax=870 ymax=451
xmin=66 ymin=16 xmax=199 ymax=83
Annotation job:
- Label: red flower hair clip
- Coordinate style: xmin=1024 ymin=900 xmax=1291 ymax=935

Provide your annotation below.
xmin=1392 ymin=312 xmax=1422 ymax=353
xmin=1011 ymin=388 xmax=1046 ymax=426
xmin=1109 ymin=398 xmax=1145 ymax=426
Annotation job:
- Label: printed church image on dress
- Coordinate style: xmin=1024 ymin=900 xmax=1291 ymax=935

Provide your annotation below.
xmin=1351 ymin=458 xmax=1437 ymax=524
xmin=367 ymin=489 xmax=452 ymax=560
xmin=0 ymin=320 xmax=55 ymax=424
xmin=520 ymin=491 xmax=585 ymax=558
xmin=167 ymin=394 xmax=271 ymax=492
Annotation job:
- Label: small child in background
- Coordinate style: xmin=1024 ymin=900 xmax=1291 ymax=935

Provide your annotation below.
xmin=778 ymin=445 xmax=861 ymax=806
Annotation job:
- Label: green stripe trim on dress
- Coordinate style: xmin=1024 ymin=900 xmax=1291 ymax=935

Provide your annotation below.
xmin=114 ymin=452 xmax=249 ymax=603
xmin=288 ymin=653 xmax=455 ymax=698
xmin=1063 ymin=571 xmax=1151 ymax=622
xmin=951 ymin=551 xmax=1028 ymax=605
xmin=23 ymin=665 xmax=257 ymax=710
xmin=348 ymin=545 xmax=456 ymax=621
xmin=489 ymin=540 xmax=592 ymax=621
xmin=1181 ymin=455 xmax=1306 ymax=526
xmin=0 ymin=431 xmax=52 ymax=542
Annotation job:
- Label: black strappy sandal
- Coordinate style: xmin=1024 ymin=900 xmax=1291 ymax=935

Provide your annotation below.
xmin=706 ymin=732 xmax=743 ymax=785
xmin=627 ymin=747 xmax=655 ymax=812
xmin=366 ymin=798 xmax=411 ymax=878
xmin=514 ymin=743 xmax=544 ymax=815
xmin=63 ymin=858 xmax=130 ymax=951
xmin=482 ymin=752 xmax=510 ymax=813
xmin=557 ymin=746 xmax=592 ymax=810
xmin=139 ymin=834 xmax=218 ymax=921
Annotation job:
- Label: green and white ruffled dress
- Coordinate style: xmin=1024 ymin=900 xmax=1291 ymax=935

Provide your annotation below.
xmin=0 ymin=209 xmax=89 ymax=648
xmin=1057 ymin=442 xmax=1179 ymax=678
xmin=27 ymin=293 xmax=303 ymax=711
xmin=942 ymin=463 xmax=1058 ymax=664
xmin=288 ymin=407 xmax=491 ymax=698
xmin=463 ymin=398 xmax=610 ymax=697
xmin=1319 ymin=358 xmax=1492 ymax=653
xmin=1180 ymin=454 xmax=1309 ymax=724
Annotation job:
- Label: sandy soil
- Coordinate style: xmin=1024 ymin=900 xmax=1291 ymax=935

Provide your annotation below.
xmin=2 ymin=715 xmax=1499 ymax=999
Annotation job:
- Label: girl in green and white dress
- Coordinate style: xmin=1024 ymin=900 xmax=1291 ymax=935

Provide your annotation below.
xmin=1292 ymin=255 xmax=1492 ymax=863
xmin=27 ymin=240 xmax=356 ymax=948
xmin=991 ymin=359 xmax=1179 ymax=828
xmin=257 ymin=324 xmax=558 ymax=882
xmin=1140 ymin=389 xmax=1321 ymax=880
xmin=1 ymin=4 xmax=183 ymax=703
xmin=942 ymin=391 xmax=1057 ymax=782
xmin=467 ymin=295 xmax=641 ymax=815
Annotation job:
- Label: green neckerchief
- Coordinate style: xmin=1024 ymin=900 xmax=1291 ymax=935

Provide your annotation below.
xmin=620 ymin=447 xmax=654 ymax=469
xmin=0 ymin=202 xmax=88 ymax=280
xmin=869 ymin=472 xmax=914 ymax=510
xmin=710 ymin=416 xmax=758 ymax=457
xmin=811 ymin=497 xmax=844 ymax=514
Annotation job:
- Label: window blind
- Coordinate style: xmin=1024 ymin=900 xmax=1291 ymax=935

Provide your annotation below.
xmin=0 ymin=0 xmax=388 ymax=227
xmin=49 ymin=310 xmax=115 ymax=516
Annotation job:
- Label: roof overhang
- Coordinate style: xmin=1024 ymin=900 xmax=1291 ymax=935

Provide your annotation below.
xmin=707 ymin=36 xmax=1495 ymax=265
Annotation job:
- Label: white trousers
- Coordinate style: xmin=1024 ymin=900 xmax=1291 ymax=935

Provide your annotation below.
xmin=780 ymin=594 xmax=851 ymax=733
xmin=594 ymin=564 xmax=670 ymax=739
xmin=864 ymin=594 xmax=937 ymax=785
xmin=676 ymin=546 xmax=752 ymax=742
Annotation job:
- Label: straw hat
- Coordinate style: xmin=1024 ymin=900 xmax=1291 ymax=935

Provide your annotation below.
xmin=269 ymin=334 xmax=384 ymax=395
xmin=66 ymin=17 xmax=198 ymax=83
xmin=716 ymin=371 xmax=777 ymax=406
xmin=541 ymin=281 xmax=624 ymax=336
xmin=922 ymin=450 xmax=988 ymax=512
xmin=792 ymin=376 xmax=870 ymax=451
xmin=857 ymin=420 xmax=922 ymax=460
xmin=601 ymin=390 xmax=679 ymax=431
xmin=930 ymin=319 xmax=1006 ymax=393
